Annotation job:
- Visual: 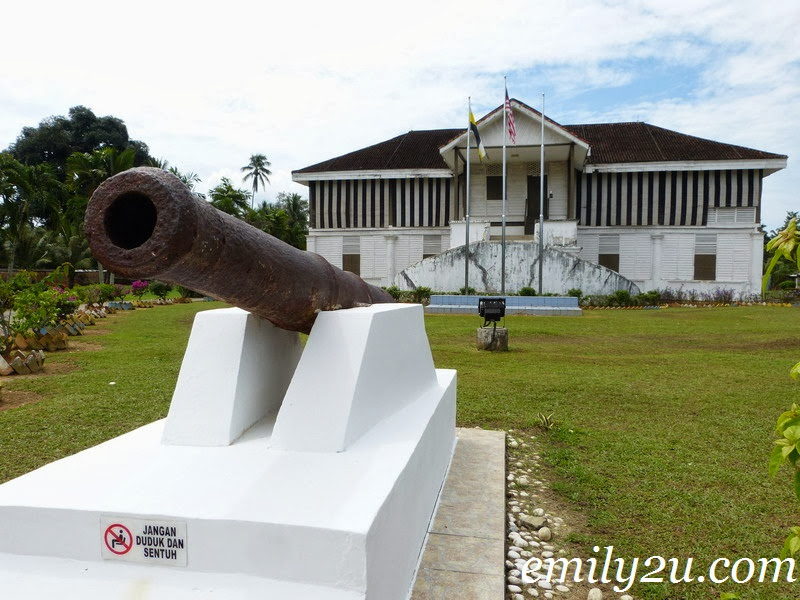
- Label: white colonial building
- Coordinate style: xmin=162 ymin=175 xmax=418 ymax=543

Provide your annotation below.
xmin=292 ymin=99 xmax=787 ymax=295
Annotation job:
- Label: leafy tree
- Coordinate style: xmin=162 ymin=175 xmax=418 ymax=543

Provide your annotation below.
xmin=65 ymin=146 xmax=136 ymax=223
xmin=64 ymin=146 xmax=136 ymax=283
xmin=7 ymin=115 xmax=73 ymax=175
xmin=209 ymin=177 xmax=251 ymax=218
xmin=0 ymin=154 xmax=44 ymax=272
xmin=246 ymin=201 xmax=291 ymax=241
xmin=66 ymin=106 xmax=128 ymax=153
xmin=7 ymin=106 xmax=149 ymax=178
xmin=22 ymin=163 xmax=64 ymax=228
xmin=127 ymin=139 xmax=154 ymax=167
xmin=167 ymin=166 xmax=202 ymax=195
xmin=35 ymin=220 xmax=93 ymax=287
xmin=276 ymin=192 xmax=308 ymax=228
xmin=240 ymin=154 xmax=272 ymax=207
xmin=275 ymin=192 xmax=309 ymax=249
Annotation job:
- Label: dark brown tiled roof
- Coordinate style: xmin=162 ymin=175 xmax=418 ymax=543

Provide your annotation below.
xmin=294 ymin=122 xmax=786 ymax=175
xmin=564 ymin=122 xmax=787 ymax=164
xmin=294 ymin=129 xmax=463 ymax=173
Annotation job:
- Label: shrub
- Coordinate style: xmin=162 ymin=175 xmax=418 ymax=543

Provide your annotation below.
xmin=609 ymin=289 xmax=632 ymax=306
xmin=702 ymin=287 xmax=736 ymax=304
xmin=112 ymin=284 xmax=129 ymax=300
xmin=69 ymin=285 xmax=89 ymax=304
xmin=459 ymin=286 xmax=477 ymax=295
xmin=12 ymin=287 xmax=61 ymax=336
xmin=81 ymin=285 xmax=102 ymax=304
xmin=684 ymin=289 xmax=701 ymax=303
xmin=636 ymin=290 xmax=661 ymax=305
xmin=149 ymin=280 xmax=173 ymax=300
xmin=518 ymin=286 xmax=537 ymax=296
xmin=175 ymin=285 xmax=203 ymax=299
xmin=98 ymin=283 xmax=117 ymax=302
xmin=411 ymin=286 xmax=432 ymax=304
xmin=566 ymin=288 xmax=583 ymax=301
xmin=383 ymin=285 xmax=403 ymax=300
xmin=49 ymin=286 xmax=80 ymax=319
xmin=130 ymin=280 xmax=149 ymax=299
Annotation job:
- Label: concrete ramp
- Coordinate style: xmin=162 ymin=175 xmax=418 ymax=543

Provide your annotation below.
xmin=395 ymin=241 xmax=640 ymax=296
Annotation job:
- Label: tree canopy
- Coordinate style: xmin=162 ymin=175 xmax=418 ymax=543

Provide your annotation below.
xmin=6 ymin=105 xmax=153 ymax=178
xmin=1 ymin=108 xmax=308 ymax=276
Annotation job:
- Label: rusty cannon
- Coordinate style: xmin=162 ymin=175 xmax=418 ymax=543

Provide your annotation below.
xmin=84 ymin=167 xmax=394 ymax=334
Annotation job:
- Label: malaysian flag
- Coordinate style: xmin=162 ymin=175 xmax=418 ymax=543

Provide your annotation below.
xmin=505 ymin=86 xmax=517 ymax=144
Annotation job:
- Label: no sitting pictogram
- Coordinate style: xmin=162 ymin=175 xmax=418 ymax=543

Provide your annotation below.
xmin=104 ymin=523 xmax=132 ymax=555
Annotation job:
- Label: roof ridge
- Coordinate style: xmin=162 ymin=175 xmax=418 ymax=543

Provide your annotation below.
xmin=384 ymin=131 xmax=411 ymax=169
xmin=642 ymin=123 xmax=666 ymax=161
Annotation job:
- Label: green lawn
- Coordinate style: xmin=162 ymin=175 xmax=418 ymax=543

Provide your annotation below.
xmin=426 ymin=307 xmax=800 ymax=600
xmin=0 ymin=303 xmax=798 ymax=599
xmin=0 ymin=301 xmax=226 ymax=482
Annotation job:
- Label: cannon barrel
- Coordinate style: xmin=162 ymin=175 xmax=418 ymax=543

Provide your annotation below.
xmin=85 ymin=167 xmax=394 ymax=334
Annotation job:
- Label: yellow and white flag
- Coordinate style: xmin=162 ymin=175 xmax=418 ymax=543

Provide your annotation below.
xmin=469 ymin=109 xmax=487 ymax=161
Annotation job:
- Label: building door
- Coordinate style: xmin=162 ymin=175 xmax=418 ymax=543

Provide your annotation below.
xmin=525 ymin=175 xmax=549 ymax=234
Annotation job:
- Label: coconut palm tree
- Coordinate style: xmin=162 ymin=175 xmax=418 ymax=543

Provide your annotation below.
xmin=240 ymin=154 xmax=272 ymax=208
xmin=35 ymin=220 xmax=94 ymax=287
xmin=209 ymin=178 xmax=252 ymax=219
xmin=0 ymin=155 xmax=36 ymax=273
xmin=66 ymin=146 xmax=136 ymax=282
xmin=168 ymin=166 xmax=202 ymax=194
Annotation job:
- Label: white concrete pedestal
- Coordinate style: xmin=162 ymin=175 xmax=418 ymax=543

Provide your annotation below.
xmin=0 ymin=304 xmax=456 ymax=599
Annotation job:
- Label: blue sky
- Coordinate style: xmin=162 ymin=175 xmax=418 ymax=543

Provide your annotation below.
xmin=1 ymin=0 xmax=797 ymax=229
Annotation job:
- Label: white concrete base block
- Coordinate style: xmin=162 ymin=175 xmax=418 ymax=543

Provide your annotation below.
xmin=0 ymin=304 xmax=456 ymax=599
xmin=163 ymin=307 xmax=303 ymax=446
xmin=273 ymin=303 xmax=439 ymax=452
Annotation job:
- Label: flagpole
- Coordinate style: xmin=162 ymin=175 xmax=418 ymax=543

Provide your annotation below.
xmin=538 ymin=93 xmax=545 ymax=295
xmin=464 ymin=97 xmax=471 ymax=296
xmin=501 ymin=78 xmax=507 ymax=295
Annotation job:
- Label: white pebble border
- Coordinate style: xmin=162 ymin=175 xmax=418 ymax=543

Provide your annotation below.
xmin=505 ymin=431 xmax=634 ymax=600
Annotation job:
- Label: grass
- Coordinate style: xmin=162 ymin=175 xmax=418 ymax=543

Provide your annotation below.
xmin=0 ymin=301 xmax=226 ymax=482
xmin=426 ymin=306 xmax=800 ymax=600
xmin=0 ymin=304 xmax=798 ymax=598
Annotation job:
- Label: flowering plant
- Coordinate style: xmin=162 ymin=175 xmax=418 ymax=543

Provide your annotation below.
xmin=131 ymin=280 xmax=149 ymax=299
xmin=49 ymin=285 xmax=80 ymax=319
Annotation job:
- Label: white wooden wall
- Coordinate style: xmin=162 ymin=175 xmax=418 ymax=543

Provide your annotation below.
xmin=578 ymin=229 xmax=755 ymax=289
xmin=468 ymin=161 xmax=569 ymax=222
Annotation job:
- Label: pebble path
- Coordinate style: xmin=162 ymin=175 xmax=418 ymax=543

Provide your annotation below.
xmin=505 ymin=431 xmax=634 ymax=600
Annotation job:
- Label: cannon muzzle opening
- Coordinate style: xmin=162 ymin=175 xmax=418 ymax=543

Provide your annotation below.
xmin=85 ymin=167 xmax=394 ymax=334
xmin=104 ymin=192 xmax=158 ymax=250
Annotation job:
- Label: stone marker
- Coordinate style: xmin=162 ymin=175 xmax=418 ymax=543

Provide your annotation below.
xmin=9 ymin=356 xmax=30 ymax=375
xmin=23 ymin=353 xmax=40 ymax=373
xmin=0 ymin=356 xmax=14 ymax=377
xmin=477 ymin=326 xmax=509 ymax=351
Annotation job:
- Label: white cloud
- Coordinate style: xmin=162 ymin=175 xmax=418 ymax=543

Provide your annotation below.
xmin=1 ymin=0 xmax=797 ymax=227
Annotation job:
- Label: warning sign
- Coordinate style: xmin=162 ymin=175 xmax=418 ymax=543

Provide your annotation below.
xmin=100 ymin=516 xmax=187 ymax=566
xmin=104 ymin=523 xmax=133 ymax=555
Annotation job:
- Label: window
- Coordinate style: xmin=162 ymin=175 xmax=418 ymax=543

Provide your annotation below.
xmin=342 ymin=237 xmax=360 ymax=275
xmin=423 ymin=234 xmax=442 ymax=259
xmin=598 ymin=234 xmax=620 ymax=272
xmin=694 ymin=234 xmax=716 ymax=280
xmin=486 ymin=176 xmax=503 ymax=200
xmin=707 ymin=207 xmax=757 ymax=224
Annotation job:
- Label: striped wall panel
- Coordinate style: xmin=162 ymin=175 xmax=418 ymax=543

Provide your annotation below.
xmin=309 ymin=178 xmax=452 ymax=229
xmin=574 ymin=169 xmax=763 ymax=227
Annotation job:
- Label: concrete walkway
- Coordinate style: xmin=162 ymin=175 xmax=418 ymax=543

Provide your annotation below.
xmin=411 ymin=428 xmax=506 ymax=599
